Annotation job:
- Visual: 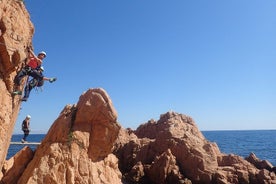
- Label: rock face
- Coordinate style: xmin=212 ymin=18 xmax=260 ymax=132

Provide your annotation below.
xmin=0 ymin=0 xmax=33 ymax=177
xmin=3 ymin=97 xmax=276 ymax=184
xmin=17 ymin=88 xmax=122 ymax=183
xmin=113 ymin=112 xmax=276 ymax=184
xmin=246 ymin=152 xmax=275 ymax=172
xmin=1 ymin=146 xmax=34 ymax=183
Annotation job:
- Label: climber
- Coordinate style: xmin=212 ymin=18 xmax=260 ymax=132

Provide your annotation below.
xmin=21 ymin=66 xmax=56 ymax=102
xmin=13 ymin=48 xmax=47 ymax=95
xmin=21 ymin=115 xmax=31 ymax=143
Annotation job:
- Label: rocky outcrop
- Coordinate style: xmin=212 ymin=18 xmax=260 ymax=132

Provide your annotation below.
xmin=1 ymin=1 xmax=276 ymax=183
xmin=15 ymin=88 xmax=122 ymax=183
xmin=113 ymin=112 xmax=276 ymax=184
xmin=3 ymin=101 xmax=276 ymax=184
xmin=2 ymin=90 xmax=276 ymax=183
xmin=246 ymin=152 xmax=275 ymax=172
xmin=0 ymin=0 xmax=33 ymax=177
xmin=1 ymin=146 xmax=34 ymax=183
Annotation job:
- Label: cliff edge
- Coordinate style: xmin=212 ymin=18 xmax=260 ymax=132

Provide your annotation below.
xmin=0 ymin=0 xmax=33 ymax=178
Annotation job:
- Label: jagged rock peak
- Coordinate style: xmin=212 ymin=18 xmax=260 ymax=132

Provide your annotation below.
xmin=135 ymin=111 xmax=205 ymax=140
xmin=114 ymin=111 xmax=276 ymax=184
xmin=15 ymin=88 xmax=122 ymax=183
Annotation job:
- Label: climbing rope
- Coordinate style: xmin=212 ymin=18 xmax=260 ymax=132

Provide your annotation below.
xmin=34 ymin=86 xmax=43 ymax=93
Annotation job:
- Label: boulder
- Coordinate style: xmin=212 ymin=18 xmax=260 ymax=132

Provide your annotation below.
xmin=246 ymin=152 xmax=274 ymax=171
xmin=113 ymin=112 xmax=276 ymax=184
xmin=1 ymin=146 xmax=33 ymax=183
xmin=17 ymin=88 xmax=122 ymax=184
xmin=146 ymin=149 xmax=190 ymax=184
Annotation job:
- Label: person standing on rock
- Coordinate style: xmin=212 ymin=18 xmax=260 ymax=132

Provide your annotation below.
xmin=13 ymin=48 xmax=46 ymax=95
xmin=21 ymin=115 xmax=31 ymax=143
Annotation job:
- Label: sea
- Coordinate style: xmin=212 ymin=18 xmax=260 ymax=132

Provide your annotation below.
xmin=7 ymin=130 xmax=276 ymax=166
xmin=203 ymin=130 xmax=276 ymax=166
xmin=7 ymin=134 xmax=45 ymax=159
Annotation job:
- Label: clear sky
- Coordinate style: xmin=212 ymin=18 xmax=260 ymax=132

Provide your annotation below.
xmin=13 ymin=0 xmax=276 ymax=134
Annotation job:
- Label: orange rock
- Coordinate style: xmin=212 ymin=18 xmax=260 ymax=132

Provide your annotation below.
xmin=113 ymin=112 xmax=276 ymax=183
xmin=1 ymin=147 xmax=33 ymax=183
xmin=1 ymin=1 xmax=276 ymax=183
xmin=0 ymin=0 xmax=33 ymax=179
xmin=17 ymin=88 xmax=122 ymax=184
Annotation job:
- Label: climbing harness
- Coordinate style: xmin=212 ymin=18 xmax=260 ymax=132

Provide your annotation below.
xmin=29 ymin=77 xmax=44 ymax=93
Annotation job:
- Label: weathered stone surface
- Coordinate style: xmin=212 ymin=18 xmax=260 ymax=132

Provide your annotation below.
xmin=1 ymin=1 xmax=276 ymax=183
xmin=74 ymin=88 xmax=119 ymax=161
xmin=246 ymin=152 xmax=274 ymax=171
xmin=17 ymin=88 xmax=122 ymax=184
xmin=113 ymin=112 xmax=276 ymax=184
xmin=0 ymin=0 xmax=33 ymax=179
xmin=1 ymin=146 xmax=33 ymax=183
xmin=147 ymin=149 xmax=189 ymax=184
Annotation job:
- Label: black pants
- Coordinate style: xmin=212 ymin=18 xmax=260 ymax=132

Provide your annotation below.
xmin=23 ymin=79 xmax=37 ymax=99
xmin=22 ymin=128 xmax=29 ymax=141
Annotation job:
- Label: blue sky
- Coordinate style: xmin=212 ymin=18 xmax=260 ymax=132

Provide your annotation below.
xmin=13 ymin=0 xmax=276 ymax=134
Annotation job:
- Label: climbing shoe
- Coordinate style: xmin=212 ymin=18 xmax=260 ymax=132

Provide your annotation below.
xmin=21 ymin=97 xmax=28 ymax=102
xmin=49 ymin=77 xmax=57 ymax=83
xmin=12 ymin=91 xmax=22 ymax=95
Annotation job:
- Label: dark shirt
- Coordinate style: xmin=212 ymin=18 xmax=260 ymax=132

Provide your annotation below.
xmin=22 ymin=120 xmax=29 ymax=130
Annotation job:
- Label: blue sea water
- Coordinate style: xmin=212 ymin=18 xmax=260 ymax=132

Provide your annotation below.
xmin=203 ymin=130 xmax=276 ymax=166
xmin=7 ymin=134 xmax=45 ymax=159
xmin=7 ymin=130 xmax=276 ymax=166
